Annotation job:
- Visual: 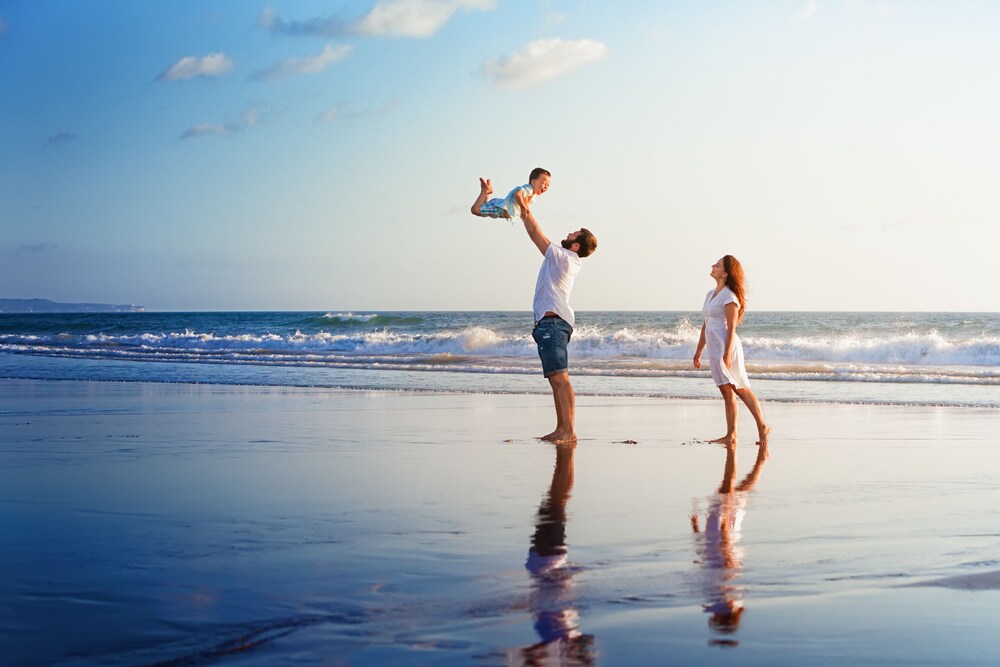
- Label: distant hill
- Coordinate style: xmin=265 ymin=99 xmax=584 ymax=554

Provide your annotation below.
xmin=0 ymin=298 xmax=144 ymax=313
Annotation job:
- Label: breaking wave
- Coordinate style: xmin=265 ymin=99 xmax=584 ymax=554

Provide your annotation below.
xmin=2 ymin=325 xmax=997 ymax=386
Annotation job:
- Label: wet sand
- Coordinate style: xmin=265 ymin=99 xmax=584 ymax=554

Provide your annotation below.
xmin=2 ymin=379 xmax=999 ymax=665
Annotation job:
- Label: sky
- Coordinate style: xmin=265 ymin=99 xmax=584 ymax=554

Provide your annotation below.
xmin=1 ymin=0 xmax=998 ymax=312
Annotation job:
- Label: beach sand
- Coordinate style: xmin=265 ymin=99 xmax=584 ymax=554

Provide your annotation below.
xmin=2 ymin=379 xmax=1000 ymax=666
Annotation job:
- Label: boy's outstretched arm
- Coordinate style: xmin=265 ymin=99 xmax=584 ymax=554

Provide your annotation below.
xmin=514 ymin=188 xmax=531 ymax=214
xmin=521 ymin=209 xmax=550 ymax=256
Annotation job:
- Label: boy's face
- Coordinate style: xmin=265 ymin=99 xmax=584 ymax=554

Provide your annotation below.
xmin=531 ymin=173 xmax=551 ymax=194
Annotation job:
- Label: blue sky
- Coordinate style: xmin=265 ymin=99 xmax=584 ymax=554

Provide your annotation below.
xmin=2 ymin=1 xmax=998 ymax=311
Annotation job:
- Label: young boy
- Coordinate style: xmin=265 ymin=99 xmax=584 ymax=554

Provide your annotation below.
xmin=471 ymin=167 xmax=551 ymax=222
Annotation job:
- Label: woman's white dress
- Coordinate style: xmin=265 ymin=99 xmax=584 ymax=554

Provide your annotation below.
xmin=702 ymin=287 xmax=751 ymax=389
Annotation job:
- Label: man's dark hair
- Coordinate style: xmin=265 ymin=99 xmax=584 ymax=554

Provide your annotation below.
xmin=576 ymin=228 xmax=598 ymax=258
xmin=529 ymin=167 xmax=551 ymax=181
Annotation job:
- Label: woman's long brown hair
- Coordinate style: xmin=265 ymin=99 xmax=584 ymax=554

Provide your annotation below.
xmin=723 ymin=255 xmax=747 ymax=325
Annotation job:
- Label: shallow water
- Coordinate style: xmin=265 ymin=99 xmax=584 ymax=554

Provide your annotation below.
xmin=4 ymin=352 xmax=999 ymax=408
xmin=2 ymin=309 xmax=998 ymax=408
xmin=2 ymin=381 xmax=1000 ymax=665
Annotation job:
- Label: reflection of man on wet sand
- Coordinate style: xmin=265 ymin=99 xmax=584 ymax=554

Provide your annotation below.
xmin=515 ymin=443 xmax=595 ymax=665
xmin=690 ymin=443 xmax=769 ymax=646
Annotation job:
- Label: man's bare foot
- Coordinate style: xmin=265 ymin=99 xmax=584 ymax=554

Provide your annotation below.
xmin=708 ymin=435 xmax=736 ymax=446
xmin=479 ymin=177 xmax=493 ymax=196
xmin=540 ymin=430 xmax=576 ymax=444
xmin=756 ymin=425 xmax=771 ymax=446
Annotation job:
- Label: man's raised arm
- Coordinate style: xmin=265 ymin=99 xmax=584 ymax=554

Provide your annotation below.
xmin=521 ymin=208 xmax=551 ymax=256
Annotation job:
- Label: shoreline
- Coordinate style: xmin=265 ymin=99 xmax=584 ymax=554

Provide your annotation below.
xmin=2 ymin=374 xmax=997 ymax=410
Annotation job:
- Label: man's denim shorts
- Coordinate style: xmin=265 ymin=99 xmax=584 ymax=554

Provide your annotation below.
xmin=532 ymin=316 xmax=573 ymax=377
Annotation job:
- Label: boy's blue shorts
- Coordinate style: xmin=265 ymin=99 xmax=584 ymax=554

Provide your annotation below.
xmin=479 ymin=198 xmax=511 ymax=219
xmin=532 ymin=316 xmax=573 ymax=377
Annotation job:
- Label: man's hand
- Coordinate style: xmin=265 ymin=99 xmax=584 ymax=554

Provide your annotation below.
xmin=521 ymin=208 xmax=550 ymax=256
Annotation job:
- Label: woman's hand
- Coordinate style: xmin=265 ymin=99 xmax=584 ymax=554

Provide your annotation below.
xmin=693 ymin=353 xmax=702 ymax=369
xmin=723 ymin=351 xmax=732 ymax=368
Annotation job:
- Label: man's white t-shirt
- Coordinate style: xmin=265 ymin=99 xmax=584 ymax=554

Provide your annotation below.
xmin=533 ymin=243 xmax=582 ymax=327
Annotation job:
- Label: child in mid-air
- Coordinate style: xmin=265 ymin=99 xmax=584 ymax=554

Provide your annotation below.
xmin=471 ymin=167 xmax=551 ymax=222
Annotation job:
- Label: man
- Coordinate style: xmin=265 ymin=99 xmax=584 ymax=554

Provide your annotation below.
xmin=520 ymin=206 xmax=598 ymax=443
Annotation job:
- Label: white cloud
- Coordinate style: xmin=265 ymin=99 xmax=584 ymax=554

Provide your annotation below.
xmin=181 ymin=105 xmax=261 ymax=140
xmin=479 ymin=38 xmax=610 ymax=91
xmin=258 ymin=6 xmax=281 ymax=31
xmin=15 ymin=243 xmax=58 ymax=255
xmin=541 ymin=0 xmax=566 ymax=27
xmin=316 ymin=102 xmax=346 ymax=125
xmin=44 ymin=131 xmax=77 ymax=147
xmin=253 ymin=44 xmax=353 ymax=81
xmin=318 ymin=105 xmax=342 ymax=124
xmin=259 ymin=0 xmax=494 ymax=39
xmin=356 ymin=0 xmax=495 ymax=37
xmin=242 ymin=106 xmax=259 ymax=127
xmin=845 ymin=0 xmax=898 ymax=19
xmin=258 ymin=6 xmax=350 ymax=37
xmin=317 ymin=99 xmax=400 ymax=124
xmin=794 ymin=1 xmax=821 ymax=22
xmin=180 ymin=123 xmax=235 ymax=139
xmin=159 ymin=52 xmax=234 ymax=81
xmin=793 ymin=0 xmax=898 ymax=22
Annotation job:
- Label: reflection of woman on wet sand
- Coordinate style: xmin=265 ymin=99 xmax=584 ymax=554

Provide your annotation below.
xmin=693 ymin=255 xmax=770 ymax=447
xmin=690 ymin=442 xmax=769 ymax=645
xmin=516 ymin=443 xmax=595 ymax=666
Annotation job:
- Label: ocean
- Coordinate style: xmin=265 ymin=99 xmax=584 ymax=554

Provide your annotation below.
xmin=1 ymin=311 xmax=997 ymax=407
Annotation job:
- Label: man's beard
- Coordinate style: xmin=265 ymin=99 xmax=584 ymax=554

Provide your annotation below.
xmin=561 ymin=238 xmax=575 ymax=250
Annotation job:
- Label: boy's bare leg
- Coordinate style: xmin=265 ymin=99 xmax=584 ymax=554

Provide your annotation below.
xmin=470 ymin=177 xmax=493 ymax=216
xmin=540 ymin=372 xmax=577 ymax=444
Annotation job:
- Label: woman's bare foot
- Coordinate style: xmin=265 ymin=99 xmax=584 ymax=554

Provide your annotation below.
xmin=708 ymin=435 xmax=736 ymax=446
xmin=479 ymin=177 xmax=493 ymax=196
xmin=756 ymin=425 xmax=771 ymax=446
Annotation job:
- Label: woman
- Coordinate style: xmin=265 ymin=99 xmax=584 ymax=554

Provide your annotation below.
xmin=693 ymin=255 xmax=770 ymax=446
